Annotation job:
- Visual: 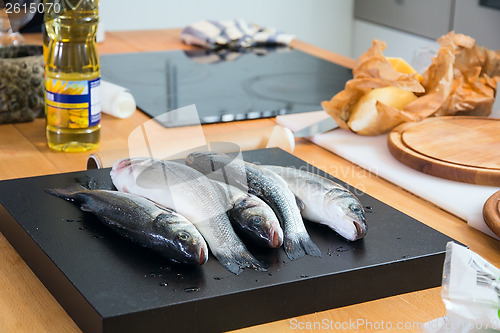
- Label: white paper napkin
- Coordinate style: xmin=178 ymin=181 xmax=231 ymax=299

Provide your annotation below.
xmin=100 ymin=80 xmax=136 ymax=119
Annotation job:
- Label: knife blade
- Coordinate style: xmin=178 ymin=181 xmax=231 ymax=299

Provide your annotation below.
xmin=293 ymin=116 xmax=339 ymax=138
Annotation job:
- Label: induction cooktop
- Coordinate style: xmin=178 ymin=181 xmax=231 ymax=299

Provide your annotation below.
xmin=100 ymin=48 xmax=352 ymax=127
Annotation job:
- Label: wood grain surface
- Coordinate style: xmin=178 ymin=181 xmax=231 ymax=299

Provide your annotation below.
xmin=484 ymin=191 xmax=500 ymax=238
xmin=0 ymin=30 xmax=499 ymax=333
xmin=388 ymin=117 xmax=500 ymax=185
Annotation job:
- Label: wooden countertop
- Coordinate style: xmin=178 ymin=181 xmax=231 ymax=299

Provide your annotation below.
xmin=1 ymin=30 xmax=499 ymax=333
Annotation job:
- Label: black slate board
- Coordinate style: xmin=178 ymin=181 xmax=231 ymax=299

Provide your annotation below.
xmin=100 ymin=49 xmax=352 ymax=127
xmin=0 ymin=148 xmax=454 ymax=333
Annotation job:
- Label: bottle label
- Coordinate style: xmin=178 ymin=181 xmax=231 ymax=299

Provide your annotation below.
xmin=46 ymin=78 xmax=101 ymax=129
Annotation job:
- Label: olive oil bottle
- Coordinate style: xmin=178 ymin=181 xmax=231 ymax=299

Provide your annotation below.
xmin=44 ymin=0 xmax=100 ymax=152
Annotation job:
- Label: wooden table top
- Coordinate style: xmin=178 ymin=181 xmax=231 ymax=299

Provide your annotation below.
xmin=1 ymin=29 xmax=499 ymax=333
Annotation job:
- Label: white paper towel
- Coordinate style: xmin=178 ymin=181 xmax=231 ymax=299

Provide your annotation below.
xmin=101 ymin=80 xmax=136 ymax=119
xmin=276 ymin=111 xmax=500 ymax=240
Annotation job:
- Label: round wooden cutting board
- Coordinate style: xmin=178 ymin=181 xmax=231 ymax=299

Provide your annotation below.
xmin=483 ymin=191 xmax=500 ymax=238
xmin=388 ymin=116 xmax=500 ymax=185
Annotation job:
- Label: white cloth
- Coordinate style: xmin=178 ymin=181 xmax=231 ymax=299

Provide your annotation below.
xmin=180 ymin=19 xmax=295 ymax=50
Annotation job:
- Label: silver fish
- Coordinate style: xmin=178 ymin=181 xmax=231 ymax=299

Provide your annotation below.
xmin=111 ymin=157 xmax=267 ymax=275
xmin=262 ymin=165 xmax=367 ymax=241
xmin=45 ymin=185 xmax=208 ymax=265
xmin=185 ymin=151 xmax=321 ymax=260
xmin=214 ymin=181 xmax=283 ymax=248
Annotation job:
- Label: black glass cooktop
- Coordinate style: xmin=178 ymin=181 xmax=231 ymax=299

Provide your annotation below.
xmin=100 ymin=48 xmax=352 ymax=127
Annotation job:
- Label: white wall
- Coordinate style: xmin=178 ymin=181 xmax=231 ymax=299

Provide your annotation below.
xmin=100 ymin=0 xmax=354 ymax=58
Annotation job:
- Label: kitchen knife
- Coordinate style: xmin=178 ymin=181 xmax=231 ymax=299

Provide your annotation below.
xmin=293 ymin=116 xmax=339 ymax=138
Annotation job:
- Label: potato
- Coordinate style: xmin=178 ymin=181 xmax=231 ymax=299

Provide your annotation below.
xmin=347 ymin=86 xmax=418 ymax=135
xmin=386 ymin=57 xmax=424 ymax=83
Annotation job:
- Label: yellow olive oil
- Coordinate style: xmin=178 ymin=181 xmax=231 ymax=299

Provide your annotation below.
xmin=44 ymin=0 xmax=100 ymax=152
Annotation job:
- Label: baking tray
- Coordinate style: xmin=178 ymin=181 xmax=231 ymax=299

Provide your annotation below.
xmin=0 ymin=148 xmax=455 ymax=332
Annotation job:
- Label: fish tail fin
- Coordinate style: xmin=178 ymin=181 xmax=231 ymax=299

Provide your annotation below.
xmin=284 ymin=232 xmax=321 ymax=260
xmin=283 ymin=234 xmax=306 ymax=260
xmin=45 ymin=184 xmax=87 ymax=200
xmin=301 ymin=234 xmax=322 ymax=258
xmin=213 ymin=248 xmax=267 ymax=275
xmin=239 ymin=251 xmax=267 ymax=272
xmin=213 ymin=252 xmax=244 ymax=275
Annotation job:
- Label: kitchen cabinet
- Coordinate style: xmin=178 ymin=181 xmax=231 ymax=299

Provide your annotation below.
xmin=353 ymin=0 xmax=500 ymax=65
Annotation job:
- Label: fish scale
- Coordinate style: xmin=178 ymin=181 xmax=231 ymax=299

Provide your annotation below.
xmin=111 ymin=158 xmax=266 ymax=275
xmin=45 ymin=185 xmax=208 ymax=265
xmin=214 ymin=181 xmax=283 ymax=248
xmin=185 ymin=152 xmax=322 ymax=261
xmin=250 ymin=167 xmax=320 ymax=260
xmin=262 ymin=165 xmax=367 ymax=241
xmin=175 ymin=170 xmax=235 ymax=247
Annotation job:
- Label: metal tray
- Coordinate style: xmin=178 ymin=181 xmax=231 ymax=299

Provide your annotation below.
xmin=0 ymin=148 xmax=455 ymax=332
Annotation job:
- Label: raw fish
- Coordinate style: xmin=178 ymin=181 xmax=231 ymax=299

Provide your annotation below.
xmin=46 ymin=185 xmax=208 ymax=265
xmin=111 ymin=158 xmax=267 ymax=275
xmin=185 ymin=152 xmax=321 ymax=260
xmin=214 ymin=181 xmax=283 ymax=248
xmin=263 ymin=165 xmax=367 ymax=241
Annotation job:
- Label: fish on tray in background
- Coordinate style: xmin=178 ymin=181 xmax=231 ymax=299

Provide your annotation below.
xmin=262 ymin=165 xmax=367 ymax=241
xmin=185 ymin=151 xmax=322 ymax=261
xmin=110 ymin=158 xmax=267 ymax=275
xmin=45 ymin=185 xmax=208 ymax=265
xmin=214 ymin=181 xmax=284 ymax=248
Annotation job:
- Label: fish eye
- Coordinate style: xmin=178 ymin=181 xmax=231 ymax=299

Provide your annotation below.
xmin=177 ymin=232 xmax=190 ymax=241
xmin=251 ymin=216 xmax=263 ymax=225
xmin=349 ymin=204 xmax=362 ymax=214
